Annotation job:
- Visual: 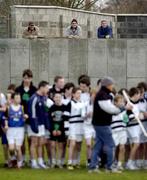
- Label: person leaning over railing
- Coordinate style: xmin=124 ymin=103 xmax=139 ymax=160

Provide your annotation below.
xmin=22 ymin=22 xmax=40 ymax=39
xmin=65 ymin=19 xmax=82 ymax=39
xmin=97 ymin=20 xmax=113 ymax=39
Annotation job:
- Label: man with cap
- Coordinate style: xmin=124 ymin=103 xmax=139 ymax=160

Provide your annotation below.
xmin=23 ymin=22 xmax=40 ymax=39
xmin=88 ymin=77 xmax=131 ymax=173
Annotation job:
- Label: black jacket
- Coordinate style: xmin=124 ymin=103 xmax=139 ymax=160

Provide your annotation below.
xmin=92 ymin=87 xmax=120 ymax=126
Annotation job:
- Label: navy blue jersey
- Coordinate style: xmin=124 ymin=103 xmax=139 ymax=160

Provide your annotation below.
xmin=28 ymin=93 xmax=49 ymax=133
xmin=8 ymin=105 xmax=24 ymax=127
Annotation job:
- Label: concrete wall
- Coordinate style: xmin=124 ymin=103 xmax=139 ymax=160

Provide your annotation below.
xmin=0 ymin=38 xmax=146 ymax=93
xmin=10 ymin=5 xmax=116 ymax=38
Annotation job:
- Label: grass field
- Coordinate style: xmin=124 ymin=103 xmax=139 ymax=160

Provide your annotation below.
xmin=0 ymin=142 xmax=147 ymax=180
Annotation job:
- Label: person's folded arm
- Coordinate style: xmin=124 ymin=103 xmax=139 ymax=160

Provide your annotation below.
xmin=98 ymin=100 xmax=121 ymax=115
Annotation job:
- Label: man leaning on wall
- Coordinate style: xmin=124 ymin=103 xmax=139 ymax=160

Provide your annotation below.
xmin=97 ymin=20 xmax=113 ymax=39
xmin=22 ymin=22 xmax=40 ymax=39
xmin=65 ymin=19 xmax=82 ymax=39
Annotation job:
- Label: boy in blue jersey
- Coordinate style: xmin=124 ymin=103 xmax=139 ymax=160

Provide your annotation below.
xmin=28 ymin=81 xmax=50 ymax=169
xmin=5 ymin=93 xmax=27 ymax=168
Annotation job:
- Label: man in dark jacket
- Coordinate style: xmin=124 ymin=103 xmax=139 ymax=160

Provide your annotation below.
xmin=89 ymin=77 xmax=130 ymax=173
xmin=15 ymin=69 xmax=37 ymax=165
xmin=97 ymin=20 xmax=112 ymax=39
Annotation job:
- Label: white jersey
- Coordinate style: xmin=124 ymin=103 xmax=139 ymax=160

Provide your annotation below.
xmin=62 ymin=96 xmax=71 ymax=105
xmin=80 ymin=92 xmax=90 ymax=104
xmin=111 ymin=111 xmax=127 ymax=132
xmin=69 ymin=100 xmax=86 ymax=135
xmin=84 ymin=101 xmax=93 ymax=125
xmin=127 ymin=102 xmax=141 ymax=128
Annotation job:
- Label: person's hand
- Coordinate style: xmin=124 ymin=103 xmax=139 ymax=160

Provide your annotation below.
xmin=68 ymin=35 xmax=74 ymax=39
xmin=24 ymin=114 xmax=29 ymax=120
xmin=86 ymin=112 xmax=93 ymax=118
xmin=143 ymin=112 xmax=147 ymax=118
xmin=105 ymin=35 xmax=110 ymax=39
xmin=139 ymin=112 xmax=144 ymax=120
xmin=125 ymin=103 xmax=133 ymax=111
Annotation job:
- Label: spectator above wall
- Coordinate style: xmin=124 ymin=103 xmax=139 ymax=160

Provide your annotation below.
xmin=10 ymin=5 xmax=115 ymax=39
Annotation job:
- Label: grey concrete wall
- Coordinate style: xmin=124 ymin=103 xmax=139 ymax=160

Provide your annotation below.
xmin=0 ymin=38 xmax=146 ymax=93
xmin=10 ymin=5 xmax=116 ymax=39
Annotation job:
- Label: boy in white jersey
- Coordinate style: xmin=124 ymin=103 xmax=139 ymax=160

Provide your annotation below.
xmin=84 ymin=89 xmax=96 ymax=167
xmin=111 ymin=94 xmax=128 ymax=170
xmin=79 ymin=76 xmax=91 ymax=166
xmin=126 ymin=88 xmax=144 ymax=170
xmin=67 ymin=87 xmax=86 ymax=170
xmin=136 ymin=85 xmax=147 ymax=168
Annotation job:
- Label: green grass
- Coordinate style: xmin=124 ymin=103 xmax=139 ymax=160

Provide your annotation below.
xmin=0 ymin=141 xmax=147 ymax=180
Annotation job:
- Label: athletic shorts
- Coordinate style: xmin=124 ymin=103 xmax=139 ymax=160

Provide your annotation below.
xmin=69 ymin=134 xmax=83 ymax=142
xmin=44 ymin=130 xmax=51 ymax=139
xmin=7 ymin=127 xmax=24 ymax=146
xmin=83 ymin=124 xmax=95 ymax=139
xmin=112 ymin=130 xmax=127 ymax=146
xmin=50 ymin=133 xmax=66 ymax=143
xmin=127 ymin=125 xmax=141 ymax=144
xmin=27 ymin=125 xmax=45 ymax=137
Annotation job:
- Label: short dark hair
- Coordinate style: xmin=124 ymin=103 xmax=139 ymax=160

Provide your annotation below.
xmin=71 ymin=19 xmax=78 ymax=24
xmin=118 ymin=88 xmax=129 ymax=95
xmin=54 ymin=76 xmax=64 ymax=83
xmin=78 ymin=74 xmax=90 ymax=85
xmin=129 ymin=87 xmax=140 ymax=97
xmin=7 ymin=84 xmax=16 ymax=91
xmin=29 ymin=22 xmax=34 ymax=26
xmin=64 ymin=82 xmax=75 ymax=91
xmin=79 ymin=77 xmax=91 ymax=87
xmin=11 ymin=92 xmax=20 ymax=99
xmin=97 ymin=79 xmax=102 ymax=86
xmin=22 ymin=69 xmax=33 ymax=78
xmin=72 ymin=87 xmax=81 ymax=94
xmin=38 ymin=81 xmax=49 ymax=89
xmin=137 ymin=82 xmax=147 ymax=91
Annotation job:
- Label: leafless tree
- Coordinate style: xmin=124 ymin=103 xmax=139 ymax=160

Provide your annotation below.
xmin=101 ymin=0 xmax=147 ymax=14
xmin=0 ymin=0 xmax=100 ymax=17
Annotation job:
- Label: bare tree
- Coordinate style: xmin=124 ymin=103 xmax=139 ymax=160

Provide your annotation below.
xmin=0 ymin=0 xmax=100 ymax=17
xmin=101 ymin=0 xmax=147 ymax=14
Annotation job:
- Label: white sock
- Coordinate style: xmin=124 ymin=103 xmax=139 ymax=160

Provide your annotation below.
xmin=17 ymin=160 xmax=22 ymax=167
xmin=38 ymin=157 xmax=44 ymax=165
xmin=31 ymin=159 xmax=37 ymax=166
xmin=127 ymin=159 xmax=133 ymax=165
xmin=52 ymin=159 xmax=56 ymax=165
xmin=117 ymin=161 xmax=122 ymax=167
xmin=68 ymin=160 xmax=72 ymax=165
